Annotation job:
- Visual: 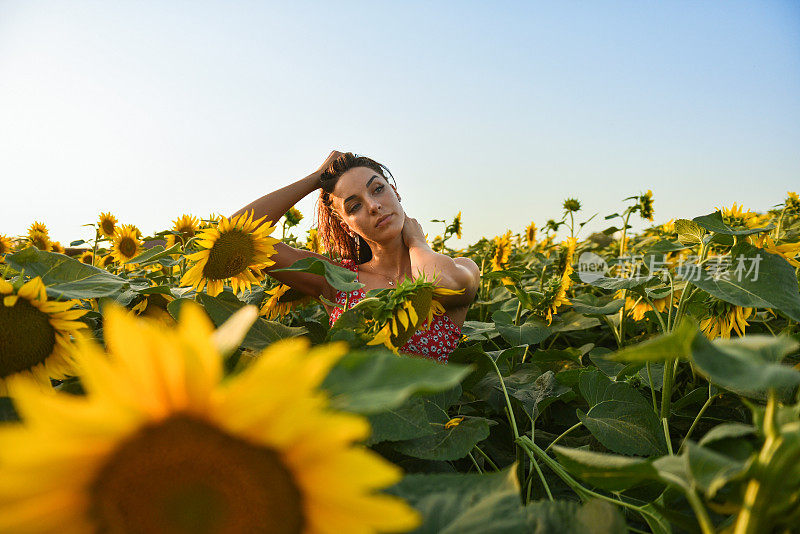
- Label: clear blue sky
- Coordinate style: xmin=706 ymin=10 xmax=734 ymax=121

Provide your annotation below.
xmin=1 ymin=1 xmax=798 ymax=248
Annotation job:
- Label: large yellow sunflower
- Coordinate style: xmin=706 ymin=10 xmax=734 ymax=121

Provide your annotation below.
xmin=260 ymin=284 xmax=314 ymax=320
xmin=490 ymin=230 xmax=513 ymax=271
xmin=0 ymin=277 xmax=87 ymax=395
xmin=166 ymin=214 xmax=200 ymax=248
xmin=0 ymin=304 xmax=420 ymax=534
xmin=180 ymin=211 xmax=280 ymax=296
xmin=111 ymin=224 xmax=144 ymax=264
xmin=98 ymin=212 xmax=118 ymax=238
xmin=700 ymin=298 xmax=753 ymax=340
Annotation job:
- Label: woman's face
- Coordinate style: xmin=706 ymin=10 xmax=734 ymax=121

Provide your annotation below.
xmin=331 ymin=166 xmax=403 ymax=242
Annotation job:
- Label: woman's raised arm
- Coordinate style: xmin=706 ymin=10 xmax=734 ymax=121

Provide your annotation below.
xmin=232 ymin=150 xmax=342 ymax=222
xmin=232 ymin=151 xmax=343 ymax=300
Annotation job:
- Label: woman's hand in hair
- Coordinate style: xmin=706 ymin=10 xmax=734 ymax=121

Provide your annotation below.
xmin=401 ymin=214 xmax=428 ymax=249
xmin=313 ymin=150 xmax=345 ymax=180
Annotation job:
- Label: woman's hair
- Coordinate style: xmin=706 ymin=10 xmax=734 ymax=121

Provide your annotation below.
xmin=316 ymin=152 xmax=396 ymax=264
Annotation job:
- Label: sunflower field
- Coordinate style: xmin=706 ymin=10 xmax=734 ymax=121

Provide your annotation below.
xmin=1 ymin=191 xmax=800 ymax=533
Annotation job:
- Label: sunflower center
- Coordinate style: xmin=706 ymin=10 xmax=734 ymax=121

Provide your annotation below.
xmin=202 ymin=230 xmax=255 ymax=280
xmin=89 ymin=414 xmax=304 ymax=534
xmin=0 ymin=298 xmax=56 ymax=378
xmin=102 ymin=220 xmax=115 ymax=236
xmin=119 ymin=237 xmax=137 ymax=259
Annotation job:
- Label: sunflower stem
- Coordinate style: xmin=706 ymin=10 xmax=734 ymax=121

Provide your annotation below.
xmin=467 ymin=451 xmax=483 ymax=474
xmin=678 ymin=387 xmax=717 ymax=455
xmin=543 ymin=422 xmax=582 ymax=453
xmin=601 ymin=315 xmax=623 ymax=349
xmin=641 ymin=292 xmax=668 ymax=335
xmin=646 ymin=362 xmax=658 ymax=413
xmin=92 ymin=228 xmax=100 ymax=268
xmin=774 ymin=206 xmax=788 ymax=240
xmin=473 ymin=445 xmax=500 ymax=471
xmin=666 ymin=271 xmax=676 ymax=332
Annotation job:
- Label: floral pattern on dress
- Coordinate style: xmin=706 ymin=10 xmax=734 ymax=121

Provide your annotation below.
xmin=328 ymin=259 xmax=461 ymax=363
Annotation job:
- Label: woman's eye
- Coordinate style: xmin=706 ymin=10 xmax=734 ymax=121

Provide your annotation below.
xmin=349 ymin=203 xmax=360 ymax=213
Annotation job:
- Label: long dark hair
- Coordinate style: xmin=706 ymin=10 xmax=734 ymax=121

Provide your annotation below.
xmin=316 ymin=152 xmax=396 ymax=264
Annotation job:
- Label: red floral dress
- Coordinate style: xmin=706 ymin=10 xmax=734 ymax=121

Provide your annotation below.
xmin=328 ymin=260 xmax=462 ymax=363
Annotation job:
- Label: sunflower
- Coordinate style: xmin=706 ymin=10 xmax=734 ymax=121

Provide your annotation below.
xmin=166 ymin=214 xmax=200 ymax=248
xmin=525 ymin=222 xmax=537 ymax=248
xmin=364 ymin=277 xmax=463 ymax=354
xmin=306 ymin=227 xmax=324 ymax=254
xmin=131 ymin=292 xmax=176 ymax=326
xmin=755 ymin=234 xmax=800 ymax=268
xmin=538 ymin=235 xmax=555 ymax=258
xmin=0 ymin=304 xmax=420 ymax=534
xmin=98 ymin=212 xmax=118 ymax=238
xmin=284 ymin=206 xmax=304 ymax=227
xmin=79 ymin=250 xmax=94 ymax=265
xmin=259 ymin=284 xmax=313 ymax=320
xmin=615 ymin=288 xmax=682 ymax=322
xmin=99 ymin=253 xmax=116 ymax=269
xmin=783 ymin=191 xmax=800 ymax=213
xmin=202 ymin=213 xmax=223 ymax=229
xmin=0 ymin=234 xmax=15 ymax=255
xmin=535 ymin=237 xmax=577 ymax=325
xmin=110 ymin=224 xmax=143 ymax=264
xmin=27 ymin=230 xmax=51 ymax=251
xmin=0 ymin=277 xmax=87 ymax=395
xmin=490 ymin=230 xmax=513 ymax=271
xmin=660 ymin=219 xmax=676 ymax=235
xmin=27 ymin=221 xmax=49 ymax=239
xmin=700 ymin=299 xmax=753 ymax=340
xmin=715 ymin=202 xmax=758 ymax=229
xmin=431 ymin=235 xmax=445 ymax=252
xmin=638 ymin=190 xmax=655 ymax=221
xmin=563 ymin=198 xmax=581 ymax=213
xmin=180 ymin=211 xmax=280 ymax=296
xmin=50 ymin=241 xmax=65 ymax=254
xmin=447 ymin=212 xmax=463 ymax=240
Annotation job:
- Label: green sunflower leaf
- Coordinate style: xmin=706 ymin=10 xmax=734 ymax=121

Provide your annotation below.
xmin=690 ymin=333 xmax=800 ymax=399
xmin=678 ymin=242 xmax=800 ymax=322
xmin=386 ymin=468 xmax=528 ymax=534
xmin=692 ymin=211 xmax=774 ymax=236
xmin=270 ymin=257 xmax=363 ymax=293
xmin=124 ymin=244 xmax=183 ymax=265
xmin=196 ymin=292 xmax=306 ymax=350
xmin=321 ymin=350 xmax=470 ymax=414
xmin=6 ymin=246 xmax=130 ymax=299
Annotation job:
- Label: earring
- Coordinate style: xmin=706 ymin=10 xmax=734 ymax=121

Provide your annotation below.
xmin=355 ymin=235 xmax=361 ymax=259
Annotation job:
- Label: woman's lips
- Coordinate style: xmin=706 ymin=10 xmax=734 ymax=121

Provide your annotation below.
xmin=376 ymin=214 xmax=392 ymax=228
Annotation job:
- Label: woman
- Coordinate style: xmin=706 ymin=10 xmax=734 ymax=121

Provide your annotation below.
xmin=233 ymin=151 xmax=480 ymax=362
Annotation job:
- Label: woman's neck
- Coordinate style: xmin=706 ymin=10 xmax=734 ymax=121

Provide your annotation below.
xmin=360 ymin=234 xmax=411 ymax=279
